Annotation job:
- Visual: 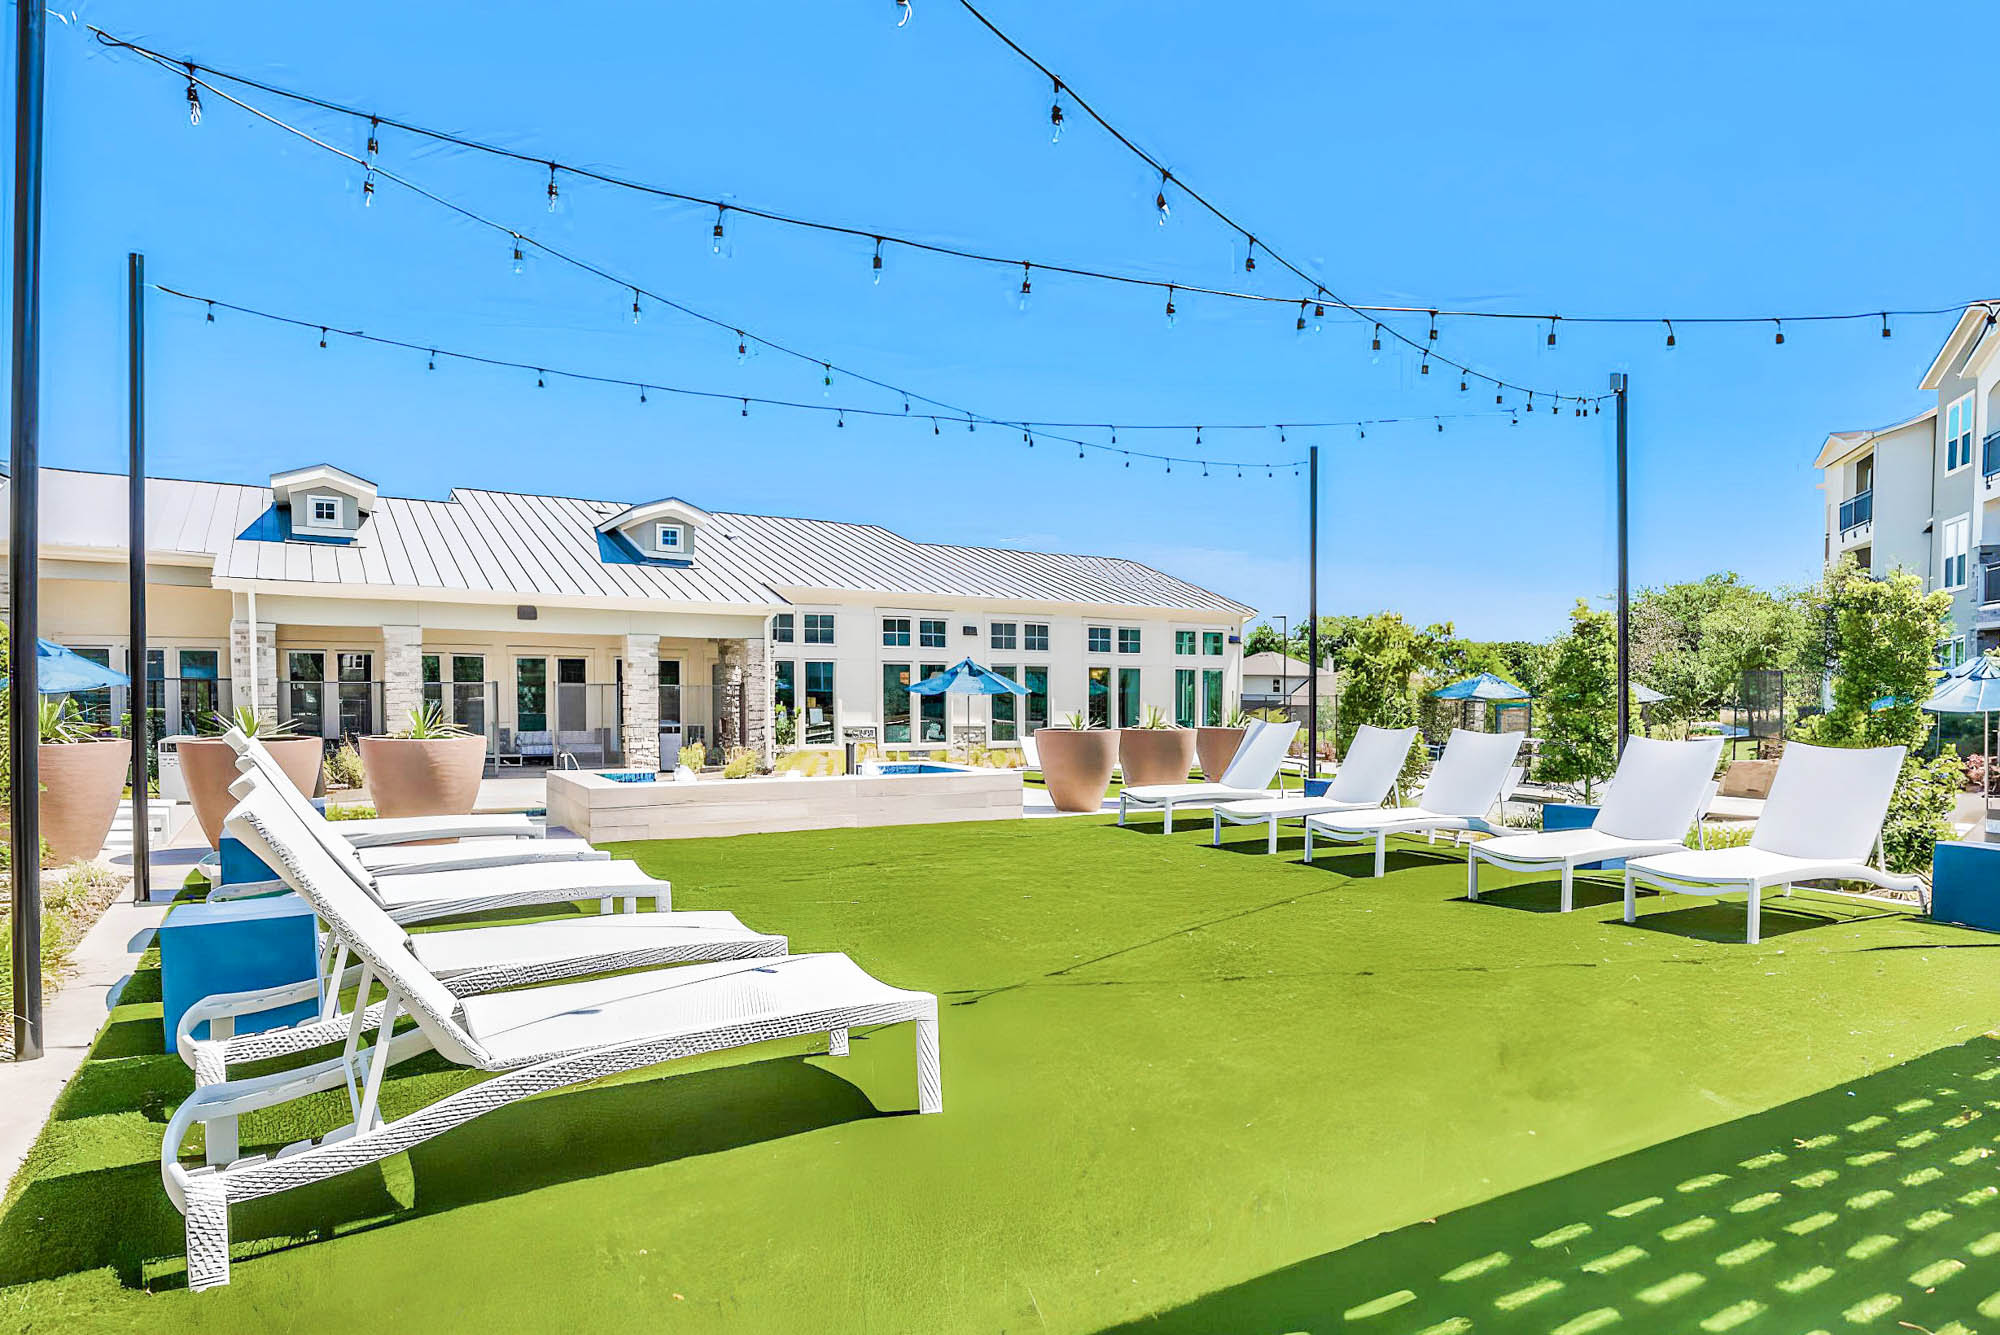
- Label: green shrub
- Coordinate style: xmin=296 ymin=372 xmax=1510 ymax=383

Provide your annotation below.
xmin=324 ymin=803 xmax=378 ymax=821
xmin=721 ymin=747 xmax=759 ymax=779
xmin=678 ymin=743 xmax=708 ymax=773
xmin=322 ymin=740 xmax=364 ymax=790
xmin=1882 ymin=751 xmax=1963 ymax=876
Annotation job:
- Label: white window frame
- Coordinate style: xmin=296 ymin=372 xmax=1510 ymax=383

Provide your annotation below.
xmin=655 ymin=523 xmax=684 ymax=554
xmin=1946 ymin=394 xmax=1975 ymax=473
xmin=1943 ymin=513 xmax=1971 ymax=590
xmin=304 ymin=492 xmax=343 ymax=529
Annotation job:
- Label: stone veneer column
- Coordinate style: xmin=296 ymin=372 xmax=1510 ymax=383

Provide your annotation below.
xmin=229 ymin=618 xmax=277 ymax=721
xmin=621 ymin=633 xmax=661 ymax=771
xmin=381 ymin=626 xmax=424 ymax=732
xmin=716 ymin=640 xmax=746 ymax=755
xmin=741 ymin=636 xmax=773 ymax=764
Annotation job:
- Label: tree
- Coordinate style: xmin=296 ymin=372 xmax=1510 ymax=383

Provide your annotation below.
xmin=1332 ymin=612 xmax=1455 ymax=767
xmin=1792 ymin=561 xmax=1958 ymax=874
xmin=1631 ymin=573 xmax=1811 ymax=737
xmin=1539 ymin=601 xmax=1619 ymax=800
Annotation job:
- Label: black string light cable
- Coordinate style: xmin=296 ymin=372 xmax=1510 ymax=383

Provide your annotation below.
xmin=88 ymin=27 xmax=1986 ymax=372
xmin=156 ymin=283 xmax=1565 ymax=473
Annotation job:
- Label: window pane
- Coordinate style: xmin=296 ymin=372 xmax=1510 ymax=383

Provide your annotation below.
xmin=287 ymin=651 xmax=325 ymax=683
xmin=1203 ymin=670 xmax=1224 ymax=726
xmin=1118 ymin=627 xmax=1141 ymax=654
xmin=517 ymin=658 xmax=548 ymax=733
xmin=882 ymin=618 xmax=911 ymax=647
xmin=804 ymin=661 xmax=835 ymax=743
xmin=1175 ymin=630 xmax=1196 ymax=656
xmin=772 ymin=613 xmax=795 ymax=643
xmin=452 ymin=654 xmax=485 ymax=683
xmin=920 ymin=663 xmax=947 ymax=741
xmin=1118 ymin=668 xmax=1142 ymax=727
xmin=1087 ymin=666 xmax=1111 ymax=728
xmin=337 ymin=653 xmax=372 ymax=684
xmin=991 ymin=664 xmax=1017 ymax=741
xmin=1203 ymin=632 xmax=1224 ymax=656
xmin=990 ymin=622 xmax=1017 ymax=650
xmin=806 ymin=614 xmax=834 ymax=644
xmin=1175 ymin=669 xmax=1196 ymax=727
xmin=1025 ymin=623 xmax=1049 ymax=652
xmin=421 ymin=654 xmax=441 ymax=685
xmin=774 ymin=660 xmax=796 ymax=717
xmin=1088 ymin=627 xmax=1111 ymax=654
xmin=1025 ymin=666 xmax=1049 ymax=734
xmin=883 ymin=663 xmax=912 ymax=743
xmin=920 ymin=619 xmax=947 ymax=648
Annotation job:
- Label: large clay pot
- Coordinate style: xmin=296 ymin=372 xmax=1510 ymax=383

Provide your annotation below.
xmin=1118 ymin=728 xmax=1198 ymax=787
xmin=38 ymin=739 xmax=130 ymax=863
xmin=1034 ymin=727 xmax=1120 ymax=813
xmin=359 ymin=734 xmax=487 ymax=818
xmin=179 ymin=735 xmax=324 ymax=850
xmin=1195 ymin=726 xmax=1247 ymax=782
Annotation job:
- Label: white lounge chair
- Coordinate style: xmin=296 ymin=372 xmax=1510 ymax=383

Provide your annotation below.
xmin=1622 ymin=741 xmax=1921 ymax=944
xmin=1018 ymin=735 xmax=1042 ymax=779
xmin=164 ymin=798 xmax=940 ymax=1291
xmin=181 ymin=779 xmax=791 ymax=1159
xmin=1467 ymin=736 xmax=1724 ymax=911
xmin=1305 ymin=729 xmax=1525 ymax=877
xmin=214 ymin=773 xmax=671 ymax=924
xmin=1211 ymin=724 xmax=1418 ymax=853
xmin=234 ymin=729 xmax=547 ymax=847
xmin=1117 ymin=719 xmax=1302 ymax=833
xmin=227 ymin=735 xmax=604 ymax=879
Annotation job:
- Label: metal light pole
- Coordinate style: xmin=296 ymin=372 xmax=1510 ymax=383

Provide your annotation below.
xmin=1274 ymin=613 xmax=1288 ymax=721
xmin=1306 ymin=445 xmax=1319 ymax=780
xmin=1611 ymin=372 xmax=1631 ymax=747
xmin=128 ymin=254 xmax=150 ymax=902
xmin=9 ymin=0 xmax=48 ymax=1060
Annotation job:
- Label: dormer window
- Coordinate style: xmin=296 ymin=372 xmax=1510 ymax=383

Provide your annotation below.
xmin=656 ymin=523 xmax=684 ymax=554
xmin=595 ymin=496 xmax=710 ymax=564
xmin=268 ymin=463 xmax=376 ymax=545
xmin=308 ymin=494 xmax=341 ymax=528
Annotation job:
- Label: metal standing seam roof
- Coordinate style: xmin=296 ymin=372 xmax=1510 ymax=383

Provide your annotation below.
xmin=9 ymin=468 xmax=1251 ymax=616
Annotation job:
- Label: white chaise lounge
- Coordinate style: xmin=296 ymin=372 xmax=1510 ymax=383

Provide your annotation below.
xmin=183 ymin=777 xmax=792 ymax=1160
xmin=1467 ymin=735 xmax=1724 ymax=911
xmin=1304 ymin=729 xmax=1524 ymax=877
xmin=214 ymin=773 xmax=672 ymax=924
xmin=1622 ymin=741 xmax=1920 ymax=944
xmin=1210 ymin=724 xmax=1418 ymax=853
xmin=233 ymin=731 xmax=608 ymax=875
xmin=163 ymin=797 xmax=941 ymax=1291
xmin=1117 ymin=718 xmax=1301 ymax=833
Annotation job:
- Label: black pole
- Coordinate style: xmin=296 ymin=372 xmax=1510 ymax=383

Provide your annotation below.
xmin=9 ymin=0 xmax=48 ymax=1060
xmin=128 ymin=254 xmax=150 ymax=903
xmin=1612 ymin=372 xmax=1631 ymax=747
xmin=1307 ymin=444 xmax=1319 ymax=780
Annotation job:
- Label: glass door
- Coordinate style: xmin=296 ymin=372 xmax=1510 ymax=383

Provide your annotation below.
xmin=555 ymin=657 xmax=588 ymax=733
xmin=919 ymin=662 xmax=947 ymax=742
xmin=337 ymin=652 xmax=374 ymax=738
xmin=516 ymin=657 xmax=548 ymax=733
xmin=882 ymin=663 xmax=912 ymax=743
xmin=285 ymin=651 xmax=326 ymax=737
xmin=1087 ymin=666 xmax=1111 ymax=728
xmin=1117 ymin=668 xmax=1142 ymax=728
xmin=1024 ymin=666 xmax=1049 ymax=736
xmin=1202 ymin=670 xmax=1224 ymax=726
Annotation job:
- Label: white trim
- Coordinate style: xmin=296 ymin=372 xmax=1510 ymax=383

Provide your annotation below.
xmin=654 ymin=522 xmax=684 ymax=554
xmin=303 ymin=492 xmax=344 ymax=530
xmin=1943 ymin=512 xmax=1972 ymax=590
xmin=1945 ymin=393 xmax=1976 ymax=474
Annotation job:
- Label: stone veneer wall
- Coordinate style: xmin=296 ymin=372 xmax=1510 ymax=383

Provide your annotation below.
xmin=228 ymin=618 xmax=277 ymax=720
xmin=381 ymin=625 xmax=423 ymax=733
xmin=621 ymin=632 xmax=661 ymax=771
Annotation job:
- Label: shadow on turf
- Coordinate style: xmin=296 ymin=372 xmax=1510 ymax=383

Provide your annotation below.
xmin=1097 ymin=1035 xmax=2000 ymax=1335
xmin=0 ymin=1054 xmax=882 ymax=1292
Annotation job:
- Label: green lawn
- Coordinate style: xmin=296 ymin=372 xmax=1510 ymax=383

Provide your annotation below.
xmin=3 ymin=816 xmax=1997 ymax=1333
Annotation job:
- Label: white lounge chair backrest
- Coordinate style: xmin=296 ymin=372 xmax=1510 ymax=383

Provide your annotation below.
xmin=1418 ymin=730 xmax=1525 ymax=817
xmin=1591 ymin=736 xmax=1726 ymax=842
xmin=226 ymin=746 xmax=381 ymax=893
xmin=1750 ymin=741 xmax=1905 ymax=862
xmin=1020 ymin=736 xmax=1039 ymax=769
xmin=1325 ymin=724 xmax=1417 ymax=805
xmin=1218 ymin=718 xmax=1300 ymax=791
xmin=226 ymin=788 xmax=482 ymax=1063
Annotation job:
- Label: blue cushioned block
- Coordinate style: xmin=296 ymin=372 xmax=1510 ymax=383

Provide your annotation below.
xmin=1543 ymin=803 xmax=1623 ymax=870
xmin=1932 ymin=840 xmax=2000 ymax=933
xmin=217 ymin=834 xmax=278 ymax=886
xmin=1303 ymin=778 xmax=1333 ymax=798
xmin=159 ymin=894 xmax=320 ymax=1047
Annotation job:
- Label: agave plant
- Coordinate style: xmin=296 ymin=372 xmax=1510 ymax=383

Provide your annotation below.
xmin=37 ymin=696 xmax=104 ymax=744
xmin=1136 ymin=704 xmax=1180 ymax=730
xmin=204 ymin=705 xmax=299 ymax=740
xmin=394 ymin=700 xmax=471 ymax=740
xmin=1223 ymin=706 xmax=1252 ymax=728
xmin=1060 ymin=710 xmax=1094 ymax=730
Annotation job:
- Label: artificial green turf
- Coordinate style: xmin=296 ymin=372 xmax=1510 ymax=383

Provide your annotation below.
xmin=2 ymin=816 xmax=1996 ymax=1333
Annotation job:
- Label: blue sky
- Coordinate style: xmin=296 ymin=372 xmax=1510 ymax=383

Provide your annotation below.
xmin=6 ymin=2 xmax=1997 ymax=639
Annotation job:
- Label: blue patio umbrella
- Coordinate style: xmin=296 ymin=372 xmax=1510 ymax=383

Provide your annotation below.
xmin=0 ymin=639 xmax=132 ymax=694
xmin=1431 ymin=672 xmax=1530 ymax=702
xmin=1923 ymin=655 xmax=2000 ymax=842
xmin=909 ymin=658 xmax=1028 ymax=747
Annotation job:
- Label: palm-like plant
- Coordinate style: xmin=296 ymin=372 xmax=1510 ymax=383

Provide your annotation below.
xmin=204 ymin=705 xmax=299 ymax=740
xmin=394 ymin=700 xmax=471 ymax=740
xmin=37 ymin=696 xmax=103 ymax=744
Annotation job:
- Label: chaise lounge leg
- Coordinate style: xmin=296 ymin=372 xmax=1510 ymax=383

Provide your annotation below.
xmin=1213 ymin=811 xmax=1222 ymax=847
xmin=1560 ymin=864 xmax=1573 ymax=914
xmin=915 ymin=1019 xmax=942 ymax=1114
xmin=1374 ymin=832 xmax=1387 ymax=879
xmin=184 ymin=1173 xmax=233 ymax=1292
xmin=1746 ymin=885 xmax=1761 ymax=945
xmin=1117 ymin=796 xmax=1127 ymax=827
xmin=1467 ymin=854 xmax=1480 ymax=900
xmin=1622 ymin=869 xmax=1637 ymax=924
xmin=1163 ymin=806 xmax=1173 ymax=835
xmin=827 ymin=1028 xmax=849 ymax=1056
xmin=1303 ymin=825 xmax=1314 ymax=862
xmin=1267 ymin=818 xmax=1278 ymax=855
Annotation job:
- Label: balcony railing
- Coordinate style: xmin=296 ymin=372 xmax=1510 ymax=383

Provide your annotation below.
xmin=1985 ymin=432 xmax=2000 ymax=478
xmin=1837 ymin=488 xmax=1872 ymax=533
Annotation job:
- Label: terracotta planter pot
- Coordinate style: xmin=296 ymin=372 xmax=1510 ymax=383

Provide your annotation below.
xmin=37 ymin=739 xmax=130 ymax=863
xmin=179 ymin=735 xmax=324 ymax=851
xmin=1195 ymin=726 xmax=1247 ymax=782
xmin=1034 ymin=727 xmax=1120 ymax=813
xmin=359 ymin=734 xmax=487 ymax=818
xmin=1118 ymin=728 xmax=1198 ymax=788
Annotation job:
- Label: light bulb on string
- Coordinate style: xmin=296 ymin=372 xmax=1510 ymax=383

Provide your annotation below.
xmin=1110 ymin=426 xmax=1118 ymax=446
xmin=1050 ymin=79 xmax=1064 ymax=143
xmin=1459 ymin=372 xmax=1469 ymax=392
xmin=638 ymin=385 xmax=647 ymax=404
xmin=1356 ymin=426 xmax=1365 ymax=441
xmin=1195 ymin=426 xmax=1203 ymax=447
xmin=1435 ymin=418 xmax=1444 ymax=433
xmin=536 ymin=370 xmax=545 ymax=389
xmin=1156 ymin=172 xmax=1172 ymax=225
xmin=1123 ymin=453 xmax=1131 ymax=468
xmin=362 ymin=117 xmax=378 ymax=206
xmin=872 ymin=239 xmax=884 ymax=285
xmin=836 ymin=410 xmax=845 ymax=429
xmin=1078 ymin=445 xmax=1085 ymax=460
xmin=1370 ymin=324 xmax=1382 ymax=364
xmin=204 ymin=301 xmax=214 ymax=324
xmin=1018 ymin=263 xmax=1032 ymax=313
xmin=1244 ymin=238 xmax=1258 ymax=273
xmin=1881 ymin=313 xmax=1893 ymax=339
xmin=1525 ymin=394 xmax=1534 ymax=413
xmin=902 ymin=395 xmax=911 ymax=415
xmin=737 ymin=331 xmax=750 ymax=363
xmin=1311 ymin=294 xmax=1326 ymax=334
xmin=426 ymin=350 xmax=434 ymax=371
xmin=630 ymin=289 xmax=642 ymax=324
xmin=1495 ymin=391 xmax=1504 ymax=405
xmin=1295 ymin=300 xmax=1308 ymax=334
xmin=712 ymin=206 xmax=728 ymax=257
xmin=185 ymin=64 xmax=201 ymax=125
xmin=1664 ymin=319 xmax=1676 ymax=348
xmin=1427 ymin=311 xmax=1439 ymax=342
xmin=511 ymin=238 xmax=525 ymax=276
xmin=741 ymin=399 xmax=749 ymax=417
xmin=967 ymin=414 xmax=977 ymax=433
xmin=318 ymin=327 xmax=327 ymax=349
xmin=1773 ymin=319 xmax=1785 ymax=345
xmin=1546 ymin=318 xmax=1557 ymax=348
xmin=1420 ymin=353 xmax=1430 ymax=376
xmin=931 ymin=418 xmax=940 ymax=436
xmin=1164 ymin=287 xmax=1176 ymax=329
xmin=821 ymin=363 xmax=833 ymax=397
xmin=1201 ymin=463 xmax=1209 ymax=478
xmin=546 ymin=164 xmax=560 ymax=212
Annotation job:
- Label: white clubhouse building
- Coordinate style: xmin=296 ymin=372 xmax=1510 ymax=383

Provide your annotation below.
xmin=2 ymin=464 xmax=1250 ymax=768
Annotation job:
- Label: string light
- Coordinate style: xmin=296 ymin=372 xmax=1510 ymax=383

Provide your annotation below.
xmin=510 ymin=238 xmax=524 ymax=275
xmin=1546 ymin=318 xmax=1558 ymax=348
xmin=1427 ymin=312 xmax=1438 ymax=342
xmin=630 ymin=289 xmax=642 ymax=324
xmin=536 ymin=369 xmax=545 ymax=388
xmin=426 ymin=349 xmax=434 ymax=370
xmin=837 ymin=410 xmax=845 ymax=428
xmin=1664 ymin=320 xmax=1676 ymax=348
xmin=1164 ymin=286 xmax=1176 ymax=328
xmin=638 ymin=384 xmax=646 ymax=403
xmin=1371 ymin=324 xmax=1382 ymax=353
xmin=1881 ymin=313 xmax=1892 ymax=339
xmin=872 ymin=238 xmax=884 ymax=285
xmin=737 ymin=331 xmax=749 ymax=363
xmin=1294 ymin=300 xmax=1308 ymax=333
xmin=1018 ymin=263 xmax=1032 ymax=312
xmin=546 ymin=163 xmax=560 ymax=212
xmin=1244 ymin=238 xmax=1258 ymax=273
xmin=317 ymin=327 xmax=327 ymax=348
xmin=1435 ymin=418 xmax=1444 ymax=432
xmin=1419 ymin=352 xmax=1430 ymax=375
xmin=741 ymin=398 xmax=749 ymax=417
xmin=1773 ymin=319 xmax=1784 ymax=345
xmin=204 ymin=301 xmax=214 ymax=323
xmin=932 ymin=417 xmax=940 ymax=435
xmin=1050 ymin=79 xmax=1064 ymax=143
xmin=711 ymin=205 xmax=727 ymax=256
xmin=362 ymin=116 xmax=378 ymax=206
xmin=112 ymin=29 xmax=1985 ymax=393
xmin=821 ymin=363 xmax=833 ymax=397
xmin=1156 ymin=172 xmax=1171 ymax=225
